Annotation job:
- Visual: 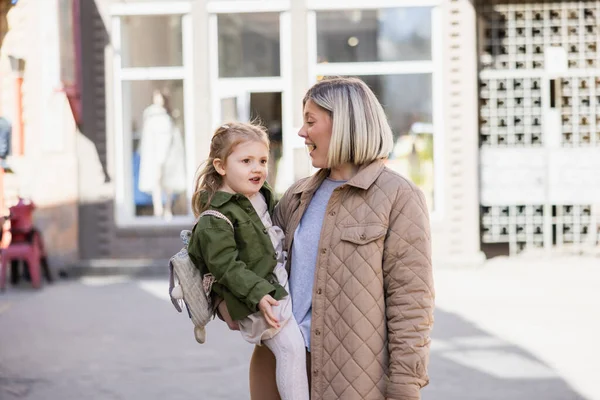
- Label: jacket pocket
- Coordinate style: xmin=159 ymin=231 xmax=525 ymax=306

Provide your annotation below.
xmin=235 ymin=220 xmax=262 ymax=262
xmin=340 ymin=223 xmax=387 ymax=245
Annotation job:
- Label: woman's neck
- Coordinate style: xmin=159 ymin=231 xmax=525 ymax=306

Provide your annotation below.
xmin=329 ymin=163 xmax=358 ymax=181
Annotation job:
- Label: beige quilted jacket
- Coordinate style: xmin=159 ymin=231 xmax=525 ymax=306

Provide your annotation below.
xmin=273 ymin=159 xmax=434 ymax=400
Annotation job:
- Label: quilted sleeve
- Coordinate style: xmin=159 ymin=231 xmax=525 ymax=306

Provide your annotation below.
xmin=383 ymin=187 xmax=434 ymax=400
xmin=192 ymin=218 xmax=277 ymax=313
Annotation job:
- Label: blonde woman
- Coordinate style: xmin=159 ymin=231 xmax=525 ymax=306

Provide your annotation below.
xmin=249 ymin=77 xmax=434 ymax=400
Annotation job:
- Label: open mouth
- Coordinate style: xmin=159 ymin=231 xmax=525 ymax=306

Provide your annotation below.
xmin=306 ymin=144 xmax=316 ymax=153
xmin=250 ymin=177 xmax=262 ymax=183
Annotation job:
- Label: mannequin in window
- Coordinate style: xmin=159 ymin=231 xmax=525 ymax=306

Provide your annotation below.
xmin=138 ymin=89 xmax=186 ymax=219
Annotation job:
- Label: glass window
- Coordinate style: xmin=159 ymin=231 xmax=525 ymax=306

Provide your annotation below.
xmin=122 ymin=80 xmax=188 ymax=218
xmin=359 ymin=74 xmax=435 ymax=209
xmin=218 ymin=92 xmax=283 ymax=188
xmin=250 ymin=92 xmax=283 ymax=188
xmin=316 ymin=8 xmax=432 ymax=63
xmin=120 ymin=15 xmax=183 ymax=68
xmin=218 ymin=13 xmax=280 ymax=77
xmin=220 ymin=97 xmax=240 ymax=122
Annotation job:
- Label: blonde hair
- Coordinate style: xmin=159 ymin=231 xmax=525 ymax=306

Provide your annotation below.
xmin=303 ymin=76 xmax=393 ymax=168
xmin=192 ymin=122 xmax=270 ymax=217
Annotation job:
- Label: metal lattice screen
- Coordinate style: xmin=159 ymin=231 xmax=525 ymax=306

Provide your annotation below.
xmin=478 ymin=1 xmax=600 ymax=255
xmin=480 ymin=2 xmax=600 ymax=71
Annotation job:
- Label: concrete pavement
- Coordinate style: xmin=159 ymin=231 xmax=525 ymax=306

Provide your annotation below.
xmin=432 ymin=254 xmax=599 ymax=400
xmin=0 ymin=278 xmax=253 ymax=400
xmin=0 ymin=255 xmax=596 ymax=399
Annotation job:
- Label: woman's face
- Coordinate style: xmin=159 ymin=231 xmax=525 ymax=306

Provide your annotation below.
xmin=299 ymin=99 xmax=333 ymax=169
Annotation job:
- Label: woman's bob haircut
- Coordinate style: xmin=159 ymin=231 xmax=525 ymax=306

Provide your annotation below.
xmin=303 ymin=76 xmax=394 ymax=168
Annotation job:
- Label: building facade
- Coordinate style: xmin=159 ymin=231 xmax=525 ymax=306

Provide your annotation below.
xmin=1 ymin=0 xmax=597 ymax=271
xmin=82 ymin=0 xmax=484 ymax=268
xmin=476 ymin=0 xmax=600 ymax=256
xmin=0 ymin=0 xmax=80 ymax=269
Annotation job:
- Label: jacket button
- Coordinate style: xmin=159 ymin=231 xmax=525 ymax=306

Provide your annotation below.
xmin=315 ymin=329 xmax=321 ymax=336
xmin=263 ymin=228 xmax=268 ymax=234
xmin=272 ymin=253 xmax=277 ymax=260
xmin=313 ymin=369 xmax=319 ymax=375
xmin=329 ymin=211 xmax=336 ymax=216
xmin=360 ymin=233 xmax=366 ymax=240
xmin=321 ymin=248 xmax=327 ymax=254
xmin=246 ymin=206 xmax=253 ymax=213
xmin=316 ymin=288 xmax=322 ymax=295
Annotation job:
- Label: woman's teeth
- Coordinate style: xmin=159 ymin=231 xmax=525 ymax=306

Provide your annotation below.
xmin=306 ymin=144 xmax=316 ymax=152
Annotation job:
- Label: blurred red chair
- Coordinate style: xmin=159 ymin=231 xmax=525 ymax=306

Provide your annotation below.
xmin=0 ymin=198 xmax=48 ymax=290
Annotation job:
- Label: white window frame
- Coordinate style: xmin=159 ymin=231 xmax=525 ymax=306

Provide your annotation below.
xmin=208 ymin=7 xmax=295 ymax=193
xmin=111 ymin=4 xmax=195 ymax=227
xmin=306 ymin=0 xmax=443 ymax=9
xmin=207 ymin=0 xmax=291 ymax=14
xmin=111 ymin=2 xmax=192 ymax=15
xmin=307 ymin=4 xmax=445 ymax=221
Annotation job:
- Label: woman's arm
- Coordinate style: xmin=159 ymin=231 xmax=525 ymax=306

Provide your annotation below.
xmin=383 ymin=187 xmax=434 ymax=400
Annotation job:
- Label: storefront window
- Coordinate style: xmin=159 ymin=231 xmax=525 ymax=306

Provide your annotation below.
xmin=316 ymin=7 xmax=432 ymax=63
xmin=218 ymin=13 xmax=280 ymax=77
xmin=122 ymin=79 xmax=188 ymax=218
xmin=211 ymin=9 xmax=290 ymax=193
xmin=360 ymin=74 xmax=434 ymax=209
xmin=313 ymin=6 xmax=438 ymax=211
xmin=113 ymin=11 xmax=192 ymax=225
xmin=120 ymin=15 xmax=183 ymax=68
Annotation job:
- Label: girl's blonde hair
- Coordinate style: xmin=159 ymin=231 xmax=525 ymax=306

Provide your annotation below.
xmin=192 ymin=122 xmax=270 ymax=217
xmin=303 ymin=76 xmax=394 ymax=168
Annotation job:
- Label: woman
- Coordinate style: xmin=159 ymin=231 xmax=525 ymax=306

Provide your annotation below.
xmin=250 ymin=77 xmax=434 ymax=400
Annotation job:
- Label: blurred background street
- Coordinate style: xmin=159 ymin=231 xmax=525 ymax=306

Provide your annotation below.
xmin=1 ymin=255 xmax=597 ymax=400
xmin=1 ymin=0 xmax=600 ymax=398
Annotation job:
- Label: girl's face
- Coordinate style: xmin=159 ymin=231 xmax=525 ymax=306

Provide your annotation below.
xmin=214 ymin=140 xmax=269 ymax=198
xmin=299 ymin=99 xmax=333 ymax=169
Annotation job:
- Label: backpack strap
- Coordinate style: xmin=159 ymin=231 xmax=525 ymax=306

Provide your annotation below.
xmin=196 ymin=210 xmax=234 ymax=297
xmin=198 ymin=210 xmax=234 ymax=230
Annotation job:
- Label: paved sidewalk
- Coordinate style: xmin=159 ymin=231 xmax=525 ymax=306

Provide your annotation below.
xmin=433 ymin=255 xmax=600 ymax=400
xmin=0 ymin=278 xmax=254 ymax=400
xmin=0 ymin=255 xmax=596 ymax=399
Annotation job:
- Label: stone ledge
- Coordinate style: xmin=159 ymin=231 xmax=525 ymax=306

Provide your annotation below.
xmin=67 ymin=259 xmax=170 ymax=278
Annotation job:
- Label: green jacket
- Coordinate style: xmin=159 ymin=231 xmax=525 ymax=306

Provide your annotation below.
xmin=187 ymin=184 xmax=287 ymax=321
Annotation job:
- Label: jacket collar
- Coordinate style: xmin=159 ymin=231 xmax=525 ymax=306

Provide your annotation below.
xmin=203 ymin=182 xmax=275 ymax=208
xmin=208 ymin=191 xmax=236 ymax=208
xmin=292 ymin=159 xmax=386 ymax=195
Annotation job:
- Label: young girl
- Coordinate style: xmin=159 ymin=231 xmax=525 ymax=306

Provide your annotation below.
xmin=187 ymin=122 xmax=309 ymax=400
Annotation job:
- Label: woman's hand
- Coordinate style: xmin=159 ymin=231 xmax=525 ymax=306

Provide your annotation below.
xmin=217 ymin=300 xmax=240 ymax=331
xmin=258 ymin=295 xmax=280 ymax=329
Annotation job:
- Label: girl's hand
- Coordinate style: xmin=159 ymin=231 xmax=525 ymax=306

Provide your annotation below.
xmin=217 ymin=300 xmax=240 ymax=331
xmin=258 ymin=295 xmax=280 ymax=329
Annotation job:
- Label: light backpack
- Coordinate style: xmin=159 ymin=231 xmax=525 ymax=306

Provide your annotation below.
xmin=168 ymin=210 xmax=234 ymax=344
